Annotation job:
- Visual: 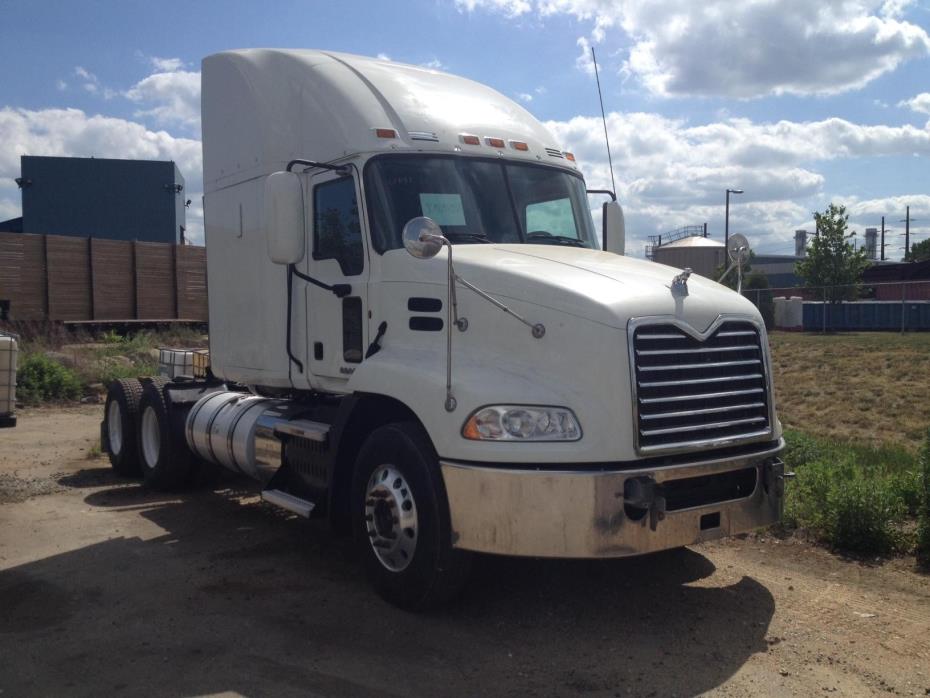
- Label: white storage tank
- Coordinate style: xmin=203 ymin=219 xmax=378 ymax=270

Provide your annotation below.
xmin=773 ymin=297 xmax=787 ymax=329
xmin=0 ymin=332 xmax=17 ymax=428
xmin=788 ymin=297 xmax=803 ymax=330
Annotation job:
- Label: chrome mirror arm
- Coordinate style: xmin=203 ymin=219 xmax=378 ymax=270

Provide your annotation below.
xmin=418 ymin=231 xmax=547 ymax=413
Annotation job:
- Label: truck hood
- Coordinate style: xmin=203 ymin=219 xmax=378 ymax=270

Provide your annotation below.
xmin=424 ymin=244 xmax=760 ymax=332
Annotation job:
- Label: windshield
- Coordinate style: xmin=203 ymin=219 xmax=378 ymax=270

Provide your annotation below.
xmin=364 ymin=155 xmax=598 ymax=252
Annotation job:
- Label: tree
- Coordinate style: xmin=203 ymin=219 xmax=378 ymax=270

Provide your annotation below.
xmin=905 ymin=237 xmax=930 ymax=263
xmin=795 ymin=204 xmax=869 ymax=302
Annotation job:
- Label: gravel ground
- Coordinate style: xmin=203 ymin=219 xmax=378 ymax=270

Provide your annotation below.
xmin=1 ymin=407 xmax=929 ymax=697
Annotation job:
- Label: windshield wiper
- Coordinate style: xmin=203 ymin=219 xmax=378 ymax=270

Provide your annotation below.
xmin=526 ymin=232 xmax=587 ymax=247
xmin=445 ymin=232 xmax=492 ymax=243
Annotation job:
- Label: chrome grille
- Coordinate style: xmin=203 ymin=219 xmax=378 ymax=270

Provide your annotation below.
xmin=631 ymin=320 xmax=771 ymax=454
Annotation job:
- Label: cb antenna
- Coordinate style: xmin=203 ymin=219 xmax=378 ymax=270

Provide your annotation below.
xmin=591 ymin=45 xmax=616 ymax=195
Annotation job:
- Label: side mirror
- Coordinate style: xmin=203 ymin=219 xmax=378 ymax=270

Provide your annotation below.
xmin=402 ymin=217 xmax=445 ymax=259
xmin=263 ymin=171 xmax=305 ymax=264
xmin=602 ymin=200 xmax=625 ymax=255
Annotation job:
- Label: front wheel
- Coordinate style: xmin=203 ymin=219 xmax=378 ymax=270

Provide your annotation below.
xmin=351 ymin=422 xmax=471 ymax=610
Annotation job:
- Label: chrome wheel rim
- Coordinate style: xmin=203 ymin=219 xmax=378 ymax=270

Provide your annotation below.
xmin=365 ymin=464 xmax=418 ymax=572
xmin=140 ymin=406 xmax=160 ymax=469
xmin=107 ymin=400 xmax=122 ymax=456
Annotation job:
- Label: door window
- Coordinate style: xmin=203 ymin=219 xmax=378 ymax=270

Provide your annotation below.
xmin=313 ymin=177 xmax=364 ymax=276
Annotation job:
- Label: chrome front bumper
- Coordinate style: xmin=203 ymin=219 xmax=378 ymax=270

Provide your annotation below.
xmin=440 ymin=440 xmax=785 ymax=558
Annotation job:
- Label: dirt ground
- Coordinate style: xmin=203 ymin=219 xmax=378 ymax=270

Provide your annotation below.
xmin=1 ymin=408 xmax=929 ymax=697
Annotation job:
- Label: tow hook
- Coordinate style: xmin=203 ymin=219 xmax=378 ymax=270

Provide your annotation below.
xmin=764 ymin=458 xmax=794 ymax=497
xmin=623 ymin=476 xmax=667 ymax=531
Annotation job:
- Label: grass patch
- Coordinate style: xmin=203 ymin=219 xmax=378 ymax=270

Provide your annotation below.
xmin=16 ymin=352 xmax=83 ymax=404
xmin=770 ymin=332 xmax=930 ymax=452
xmin=917 ymin=430 xmax=930 ymax=568
xmin=86 ymin=439 xmax=103 ymax=459
xmin=783 ymin=429 xmax=921 ymax=556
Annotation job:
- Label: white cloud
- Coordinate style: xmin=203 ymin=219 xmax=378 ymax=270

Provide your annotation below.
xmin=73 ymin=65 xmax=116 ymax=99
xmin=575 ymin=36 xmax=595 ymax=76
xmin=0 ymin=107 xmax=204 ymax=243
xmin=546 ymin=111 xmax=930 ymax=254
xmin=124 ymin=69 xmax=201 ymax=130
xmin=899 ymin=92 xmax=930 ymax=115
xmin=376 ymin=53 xmax=392 ymax=61
xmin=56 ymin=79 xmax=68 ymax=91
xmin=516 ymin=92 xmax=534 ymax=102
xmin=74 ymin=66 xmax=95 ymax=82
xmin=150 ymin=56 xmax=184 ymax=72
xmin=420 ymin=58 xmax=446 ymax=70
xmin=456 ymin=0 xmax=530 ymax=16
xmin=459 ymin=0 xmax=930 ymax=98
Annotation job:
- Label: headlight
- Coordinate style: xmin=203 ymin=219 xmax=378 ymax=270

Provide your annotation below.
xmin=462 ymin=406 xmax=582 ymax=441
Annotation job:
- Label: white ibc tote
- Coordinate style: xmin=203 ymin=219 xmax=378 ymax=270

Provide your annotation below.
xmin=0 ymin=331 xmax=17 ymax=427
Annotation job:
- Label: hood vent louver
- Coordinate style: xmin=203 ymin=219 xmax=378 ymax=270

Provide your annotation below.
xmin=544 ymin=147 xmax=564 ymax=159
xmin=409 ymin=131 xmax=440 ymax=142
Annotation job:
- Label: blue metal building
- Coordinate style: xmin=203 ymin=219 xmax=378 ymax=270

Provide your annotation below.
xmin=2 ymin=155 xmax=186 ymax=244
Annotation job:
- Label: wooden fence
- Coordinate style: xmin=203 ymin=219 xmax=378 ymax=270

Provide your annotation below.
xmin=0 ymin=233 xmax=207 ymax=322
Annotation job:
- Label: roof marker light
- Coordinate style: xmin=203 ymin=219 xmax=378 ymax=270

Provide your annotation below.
xmin=485 ymin=137 xmax=506 ymax=149
xmin=510 ymin=140 xmax=529 ymax=151
xmin=461 ymin=134 xmax=480 ymax=145
xmin=375 ymin=128 xmax=397 ymax=139
xmin=564 ymin=152 xmax=576 ymax=162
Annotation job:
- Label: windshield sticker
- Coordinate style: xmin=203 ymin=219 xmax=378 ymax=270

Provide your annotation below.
xmin=420 ymin=193 xmax=466 ymax=226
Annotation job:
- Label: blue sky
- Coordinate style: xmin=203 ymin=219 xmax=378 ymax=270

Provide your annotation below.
xmin=1 ymin=0 xmax=929 ymax=257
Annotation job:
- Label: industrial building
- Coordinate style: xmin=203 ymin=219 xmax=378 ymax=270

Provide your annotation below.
xmin=648 ymin=228 xmax=892 ymax=290
xmin=0 ymin=155 xmax=187 ymax=244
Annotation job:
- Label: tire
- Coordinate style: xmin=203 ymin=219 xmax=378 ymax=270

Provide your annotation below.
xmin=351 ymin=422 xmax=471 ymax=610
xmin=103 ymin=378 xmax=143 ymax=477
xmin=137 ymin=379 xmax=195 ymax=490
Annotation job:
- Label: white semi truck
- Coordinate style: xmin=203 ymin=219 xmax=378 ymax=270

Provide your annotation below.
xmin=102 ymin=49 xmax=786 ymax=609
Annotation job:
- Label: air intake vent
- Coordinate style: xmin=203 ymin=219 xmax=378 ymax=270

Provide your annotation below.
xmin=544 ymin=147 xmax=564 ymax=158
xmin=630 ymin=320 xmax=771 ymax=454
xmin=409 ymin=131 xmax=439 ymax=142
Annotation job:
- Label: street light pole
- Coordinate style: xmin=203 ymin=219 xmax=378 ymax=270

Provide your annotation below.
xmin=725 ymin=188 xmax=744 ymax=249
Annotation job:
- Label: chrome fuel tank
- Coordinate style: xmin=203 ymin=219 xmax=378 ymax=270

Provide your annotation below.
xmin=185 ymin=391 xmax=307 ymax=482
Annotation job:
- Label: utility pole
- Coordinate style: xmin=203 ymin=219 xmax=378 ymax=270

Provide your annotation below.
xmin=899 ymin=206 xmax=921 ymax=261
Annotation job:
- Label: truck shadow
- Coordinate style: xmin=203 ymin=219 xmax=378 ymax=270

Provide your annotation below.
xmin=0 ymin=467 xmax=775 ymax=698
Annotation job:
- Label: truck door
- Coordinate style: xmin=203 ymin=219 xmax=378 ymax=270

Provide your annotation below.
xmin=303 ymin=170 xmax=368 ymax=384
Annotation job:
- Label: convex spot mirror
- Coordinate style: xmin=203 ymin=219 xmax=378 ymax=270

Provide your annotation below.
xmin=264 ymin=171 xmax=305 ymax=265
xmin=403 ymin=216 xmax=445 ymax=259
xmin=728 ymin=233 xmax=751 ymax=264
xmin=602 ymin=200 xmax=625 ymax=255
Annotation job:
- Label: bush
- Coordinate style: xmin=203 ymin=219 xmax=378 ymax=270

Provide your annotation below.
xmin=827 ymin=478 xmax=906 ymax=554
xmin=17 ymin=352 xmax=82 ymax=404
xmin=917 ymin=430 xmax=930 ymax=567
xmin=783 ymin=430 xmax=918 ymax=556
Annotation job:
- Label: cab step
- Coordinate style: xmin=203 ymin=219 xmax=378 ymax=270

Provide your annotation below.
xmin=261 ymin=488 xmax=316 ymax=518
